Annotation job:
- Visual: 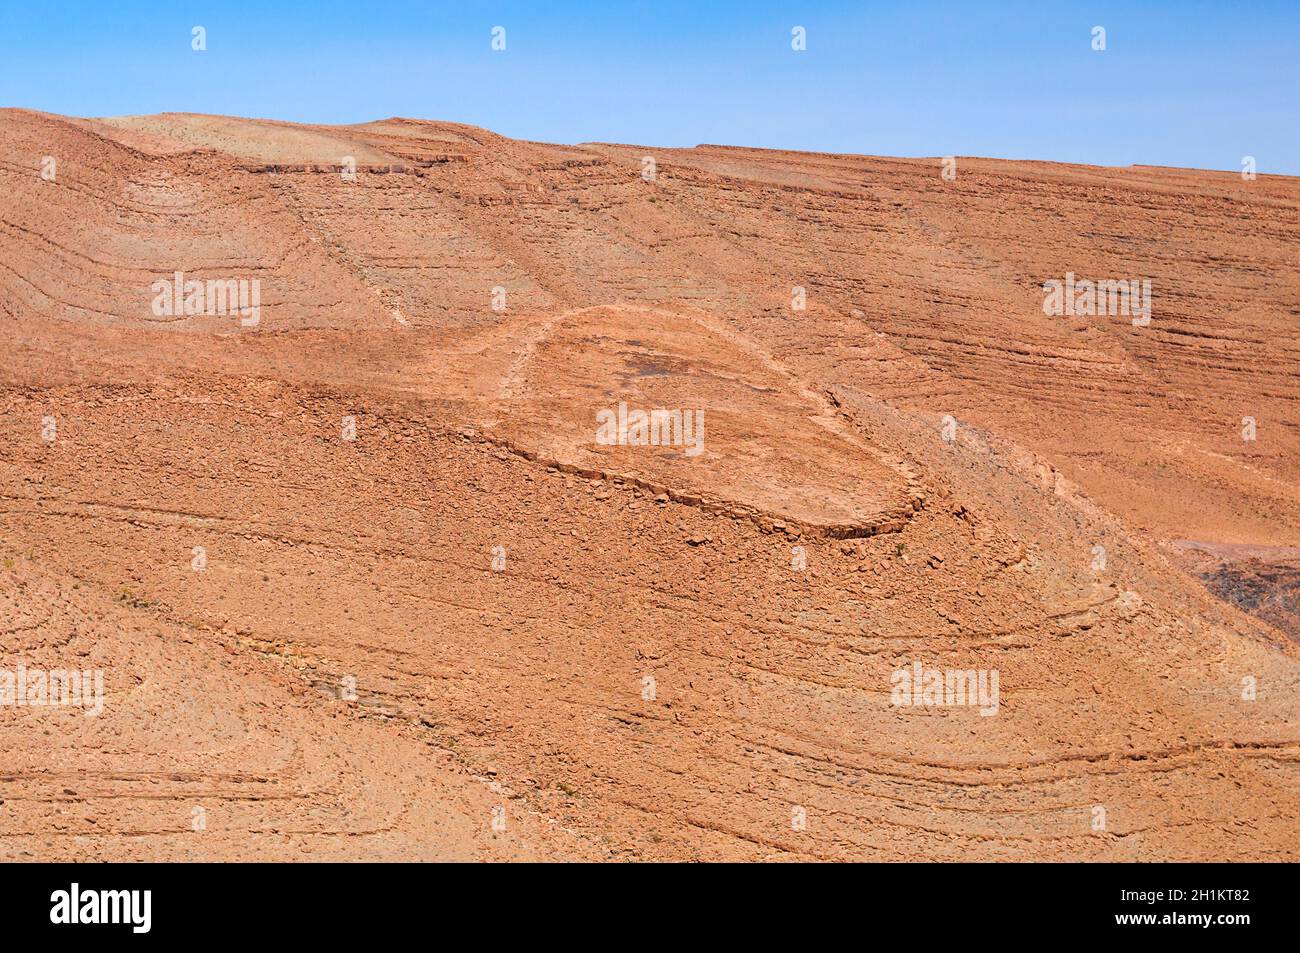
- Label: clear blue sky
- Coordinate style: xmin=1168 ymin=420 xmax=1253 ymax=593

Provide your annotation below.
xmin=1 ymin=1 xmax=1296 ymax=174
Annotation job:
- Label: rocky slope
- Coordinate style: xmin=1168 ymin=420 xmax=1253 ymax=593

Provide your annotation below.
xmin=1 ymin=110 xmax=1297 ymax=860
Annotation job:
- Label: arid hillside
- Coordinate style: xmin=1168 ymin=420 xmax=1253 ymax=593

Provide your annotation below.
xmin=1 ymin=109 xmax=1297 ymax=860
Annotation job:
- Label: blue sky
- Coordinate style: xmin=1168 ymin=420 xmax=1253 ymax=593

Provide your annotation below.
xmin=1 ymin=1 xmax=1296 ymax=173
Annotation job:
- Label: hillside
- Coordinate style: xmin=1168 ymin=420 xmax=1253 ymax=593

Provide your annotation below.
xmin=1 ymin=109 xmax=1297 ymax=860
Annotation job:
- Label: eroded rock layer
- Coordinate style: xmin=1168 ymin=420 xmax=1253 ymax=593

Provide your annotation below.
xmin=1 ymin=110 xmax=1297 ymax=860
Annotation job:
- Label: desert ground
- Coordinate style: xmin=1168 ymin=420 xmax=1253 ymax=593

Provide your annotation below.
xmin=1 ymin=109 xmax=1297 ymax=860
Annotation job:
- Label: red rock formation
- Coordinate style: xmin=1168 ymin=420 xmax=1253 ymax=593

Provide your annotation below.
xmin=1 ymin=110 xmax=1296 ymax=860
